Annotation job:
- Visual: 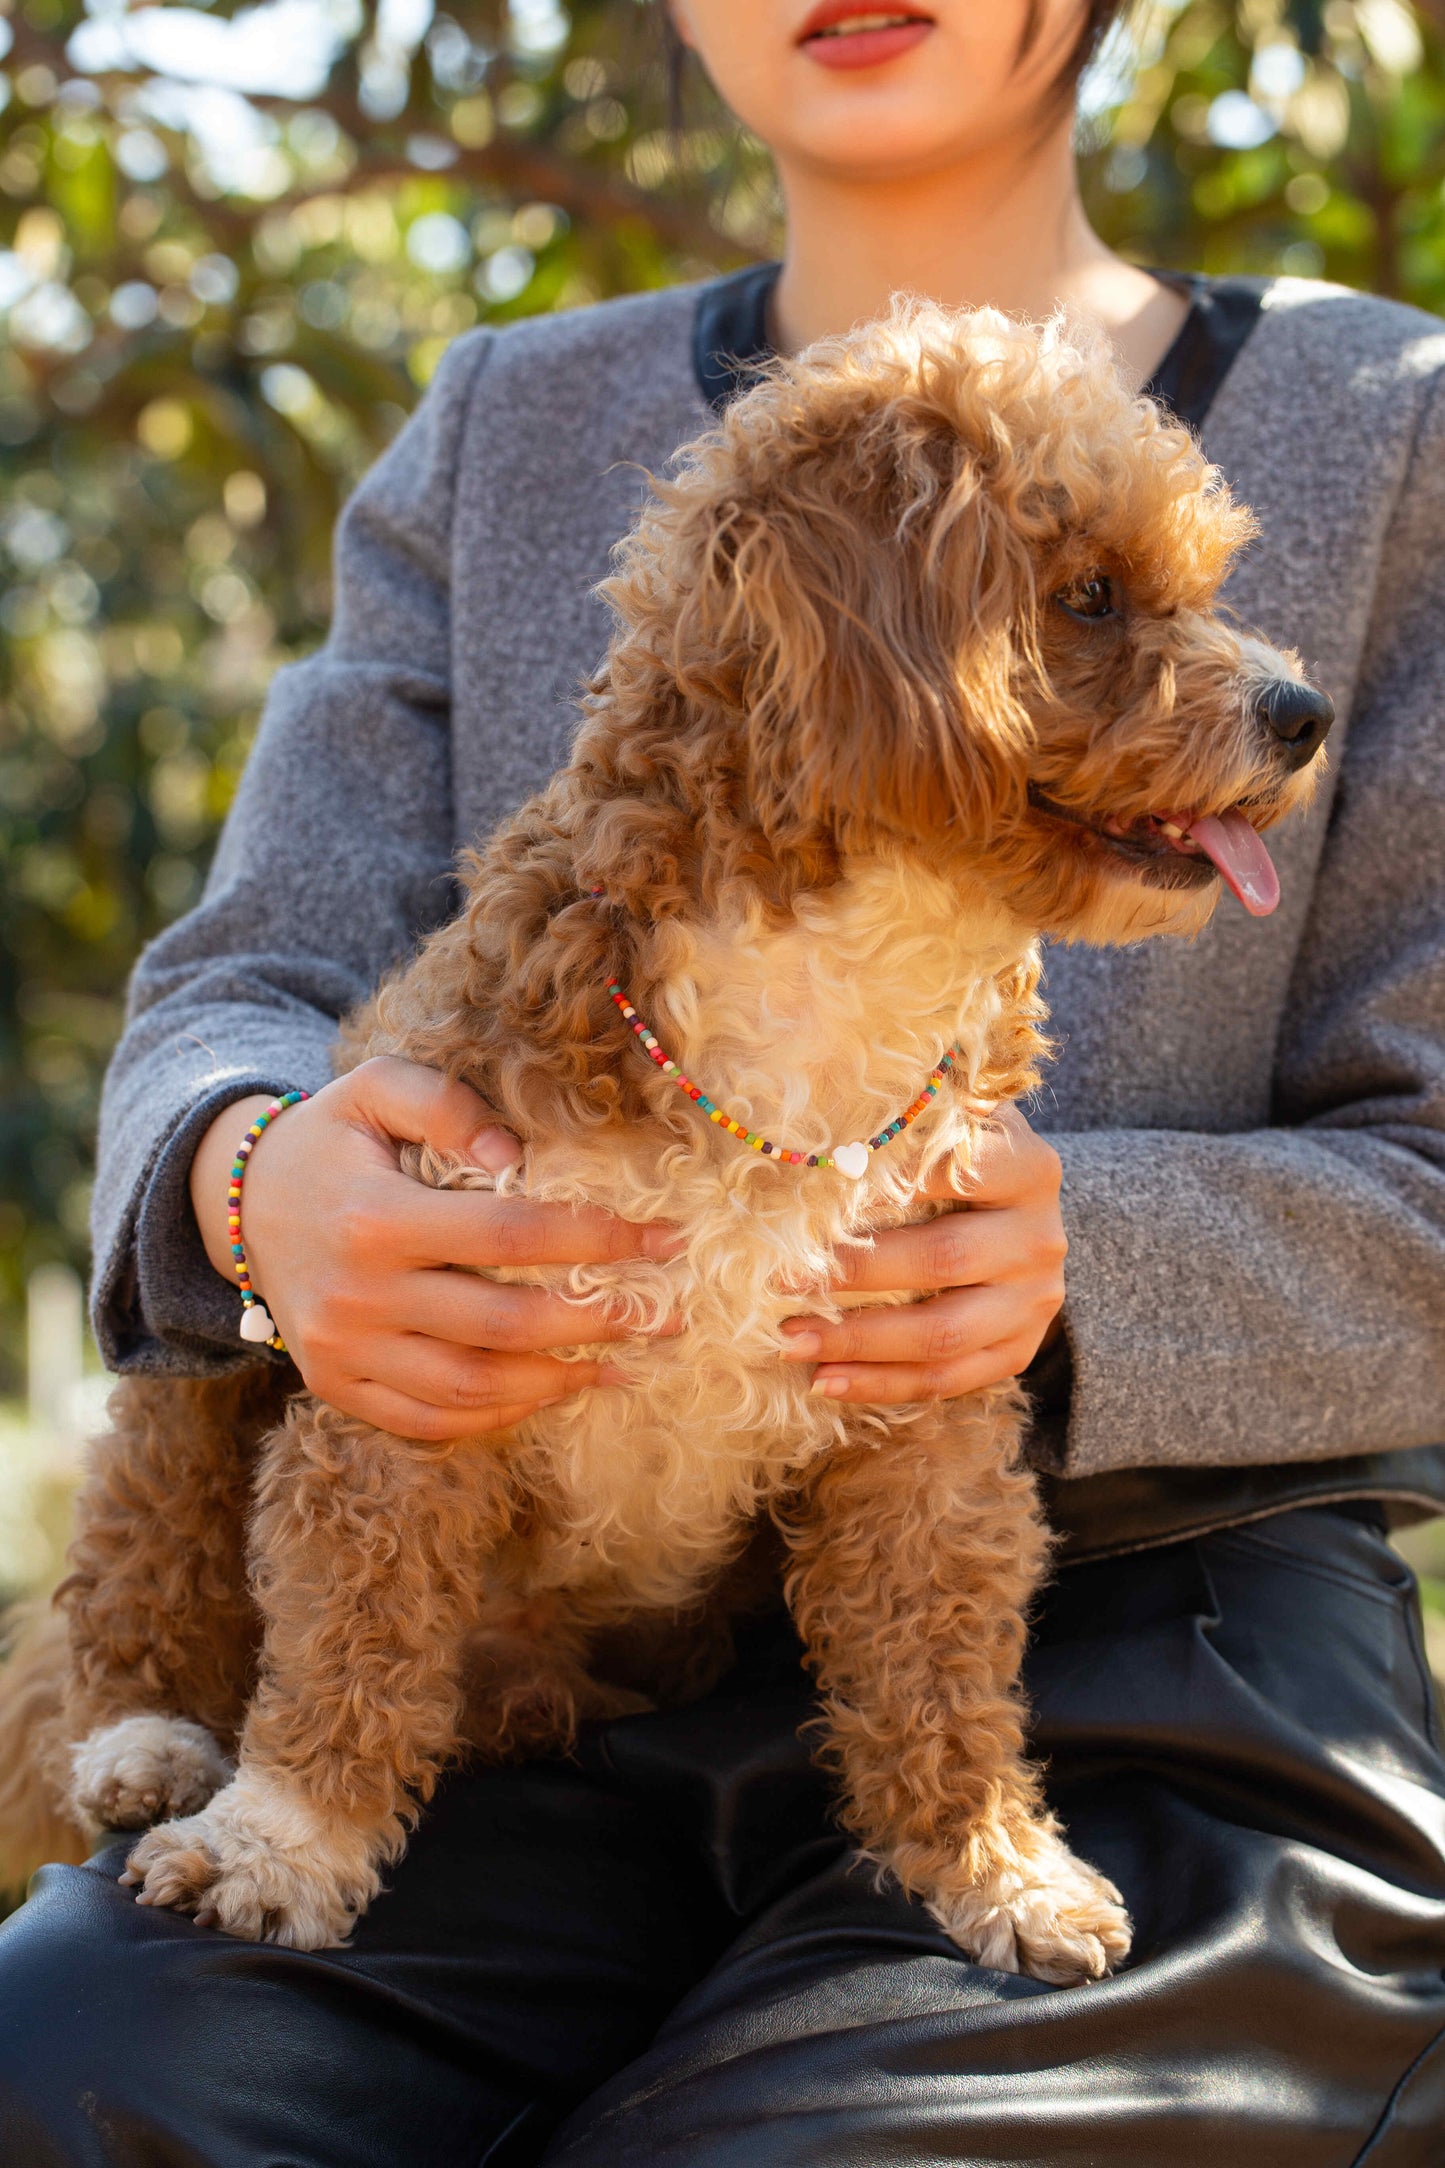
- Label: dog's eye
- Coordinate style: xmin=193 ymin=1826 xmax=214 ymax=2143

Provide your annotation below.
xmin=1056 ymin=574 xmax=1116 ymax=624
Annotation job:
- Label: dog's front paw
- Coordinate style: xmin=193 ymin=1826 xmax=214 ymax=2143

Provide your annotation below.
xmin=119 ymin=1770 xmax=381 ymax=1948
xmin=925 ymin=1826 xmax=1132 ymax=1987
xmin=70 ymin=1714 xmax=231 ymax=1831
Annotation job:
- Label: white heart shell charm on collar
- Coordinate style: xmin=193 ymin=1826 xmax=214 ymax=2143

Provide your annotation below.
xmin=239 ymin=1303 xmax=275 ymax=1344
xmin=832 ymin=1141 xmax=871 ymax=1181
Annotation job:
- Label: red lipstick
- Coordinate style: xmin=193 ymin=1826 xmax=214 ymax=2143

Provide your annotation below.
xmin=796 ymin=3 xmax=935 ymax=72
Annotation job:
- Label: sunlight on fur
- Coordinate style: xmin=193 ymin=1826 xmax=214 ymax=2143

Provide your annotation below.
xmin=0 ymin=300 xmax=1329 ymax=1982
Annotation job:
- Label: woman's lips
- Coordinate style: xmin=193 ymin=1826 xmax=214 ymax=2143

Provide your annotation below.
xmin=797 ymin=8 xmax=935 ymax=72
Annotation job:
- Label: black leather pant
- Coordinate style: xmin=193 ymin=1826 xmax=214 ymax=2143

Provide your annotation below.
xmin=2 ymin=1503 xmax=1443 ymax=2167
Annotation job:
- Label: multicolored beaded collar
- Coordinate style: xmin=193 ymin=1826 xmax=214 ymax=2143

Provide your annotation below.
xmin=605 ymin=981 xmax=961 ymax=1179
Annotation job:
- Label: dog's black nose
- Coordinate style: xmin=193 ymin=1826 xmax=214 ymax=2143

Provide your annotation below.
xmin=1256 ymin=680 xmax=1333 ymax=768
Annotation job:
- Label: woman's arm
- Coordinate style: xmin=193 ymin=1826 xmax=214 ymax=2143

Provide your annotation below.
xmin=100 ymin=307 xmax=1051 ymax=1425
xmin=91 ymin=331 xmax=498 ymax=1371
xmin=779 ymin=369 xmax=1445 ymax=1458
xmin=1038 ymin=371 xmax=1445 ymax=1477
xmin=95 ymin=331 xmax=682 ymax=1433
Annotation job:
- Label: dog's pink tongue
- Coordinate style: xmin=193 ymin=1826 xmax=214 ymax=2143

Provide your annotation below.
xmin=1185 ymin=811 xmax=1280 ymax=917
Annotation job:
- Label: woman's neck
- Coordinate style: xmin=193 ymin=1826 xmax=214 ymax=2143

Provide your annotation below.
xmin=770 ymin=119 xmax=1187 ymax=388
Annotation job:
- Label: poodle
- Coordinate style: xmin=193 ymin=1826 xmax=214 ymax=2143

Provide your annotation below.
xmin=2 ymin=301 xmax=1332 ymax=1983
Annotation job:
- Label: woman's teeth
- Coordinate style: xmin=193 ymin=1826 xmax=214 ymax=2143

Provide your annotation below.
xmin=813 ymin=13 xmax=923 ymax=33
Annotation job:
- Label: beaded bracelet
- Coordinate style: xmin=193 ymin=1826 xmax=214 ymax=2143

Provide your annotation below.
xmin=227 ymin=1090 xmax=309 ymax=1352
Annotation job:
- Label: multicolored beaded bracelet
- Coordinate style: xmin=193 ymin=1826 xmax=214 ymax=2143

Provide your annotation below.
xmin=227 ymin=1090 xmax=309 ymax=1351
xmin=606 ymin=981 xmax=960 ymax=1179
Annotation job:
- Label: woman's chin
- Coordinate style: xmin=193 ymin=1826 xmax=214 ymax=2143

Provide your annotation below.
xmin=768 ymin=62 xmax=1061 ymax=187
xmin=777 ymin=102 xmax=1014 ymax=182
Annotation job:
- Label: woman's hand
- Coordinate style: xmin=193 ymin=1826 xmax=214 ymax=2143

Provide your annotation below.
xmin=190 ymin=1057 xmax=678 ymax=1443
xmin=779 ymin=1104 xmax=1066 ymax=1403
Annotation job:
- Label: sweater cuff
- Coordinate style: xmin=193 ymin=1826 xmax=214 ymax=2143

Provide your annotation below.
xmin=94 ymin=1076 xmax=301 ymax=1374
xmin=1050 ymin=1127 xmax=1255 ymax=1479
xmin=1049 ymin=1128 xmax=1176 ymax=1479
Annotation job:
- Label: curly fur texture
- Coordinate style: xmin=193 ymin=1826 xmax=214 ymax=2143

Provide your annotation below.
xmin=2 ymin=302 xmax=1327 ymax=1976
xmin=0 ymin=1366 xmax=285 ymax=1894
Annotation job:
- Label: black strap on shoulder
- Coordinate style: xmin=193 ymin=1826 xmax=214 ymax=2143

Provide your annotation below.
xmin=693 ymin=263 xmax=1270 ymax=434
xmin=693 ymin=260 xmax=783 ymax=411
xmin=1143 ymin=273 xmax=1271 ymax=432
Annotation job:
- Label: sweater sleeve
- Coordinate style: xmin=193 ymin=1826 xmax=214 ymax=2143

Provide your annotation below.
xmin=90 ymin=329 xmax=495 ymax=1373
xmin=1049 ymin=368 xmax=1445 ymax=1477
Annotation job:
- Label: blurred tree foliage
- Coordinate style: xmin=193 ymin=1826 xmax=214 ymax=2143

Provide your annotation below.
xmin=0 ymin=0 xmax=1441 ymax=1386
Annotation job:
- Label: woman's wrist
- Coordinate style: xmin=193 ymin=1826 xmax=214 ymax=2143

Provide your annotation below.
xmin=189 ymin=1093 xmax=280 ymax=1286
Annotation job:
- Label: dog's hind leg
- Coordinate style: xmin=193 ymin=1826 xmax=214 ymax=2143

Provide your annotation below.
xmin=56 ymin=1368 xmax=284 ymax=1841
xmin=121 ymin=1397 xmax=516 ymax=1947
xmin=781 ymin=1392 xmax=1131 ymax=1987
xmin=0 ymin=1604 xmax=91 ymax=1891
xmin=458 ymin=1600 xmax=653 ymax=1762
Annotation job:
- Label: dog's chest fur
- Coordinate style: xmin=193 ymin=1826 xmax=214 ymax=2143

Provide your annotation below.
xmin=412 ymin=861 xmax=1039 ymax=1618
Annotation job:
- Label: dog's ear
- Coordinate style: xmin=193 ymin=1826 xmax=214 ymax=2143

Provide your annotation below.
xmin=604 ymin=372 xmax=1040 ymax=857
xmin=727 ymin=454 xmax=1040 ymax=852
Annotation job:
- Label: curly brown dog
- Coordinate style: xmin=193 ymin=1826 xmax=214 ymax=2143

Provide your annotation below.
xmin=2 ymin=303 xmax=1331 ymax=1982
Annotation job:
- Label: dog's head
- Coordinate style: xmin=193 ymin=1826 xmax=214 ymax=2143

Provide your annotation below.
xmin=599 ymin=299 xmax=1329 ymax=944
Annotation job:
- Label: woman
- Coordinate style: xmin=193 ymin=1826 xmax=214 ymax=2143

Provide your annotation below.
xmin=2 ymin=1 xmax=1443 ymax=2160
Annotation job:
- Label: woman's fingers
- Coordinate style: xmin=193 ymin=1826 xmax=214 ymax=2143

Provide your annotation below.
xmin=831 ymin=1209 xmax=1002 ymax=1294
xmin=804 ymin=1339 xmax=1038 ymax=1405
xmin=781 ymin=1283 xmax=1018 ymax=1369
xmin=336 ymin=1055 xmax=522 ymax=1175
xmin=377 ymin=1179 xmax=680 ymax=1273
xmin=394 ymin=1268 xmax=679 ymax=1352
xmin=791 ymin=1284 xmax=1045 ymax=1403
xmin=316 ymin=1329 xmax=607 ymax=1430
xmin=378 ymin=1332 xmax=604 ymax=1411
xmin=332 ymin=1377 xmax=568 ymax=1445
xmin=787 ymin=1191 xmax=1065 ymax=1403
xmin=336 ymin=1061 xmax=681 ymax=1264
xmin=211 ymin=1059 xmax=1064 ymax=1425
xmin=782 ymin=1280 xmax=1050 ymax=1375
xmin=395 ymin=1331 xmax=607 ymax=1407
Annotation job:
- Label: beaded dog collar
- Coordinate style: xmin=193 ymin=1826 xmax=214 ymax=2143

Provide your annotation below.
xmin=606 ymin=980 xmax=961 ymax=1179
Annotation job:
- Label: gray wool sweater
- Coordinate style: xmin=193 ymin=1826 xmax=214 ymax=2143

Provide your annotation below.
xmin=92 ymin=273 xmax=1445 ymax=1512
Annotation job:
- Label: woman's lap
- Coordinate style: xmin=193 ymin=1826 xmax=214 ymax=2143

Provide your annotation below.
xmin=0 ymin=1759 xmax=736 ymax=2167
xmin=3 ymin=1504 xmax=1443 ymax=2168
